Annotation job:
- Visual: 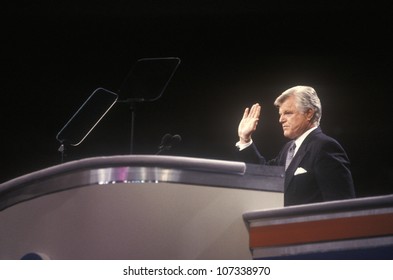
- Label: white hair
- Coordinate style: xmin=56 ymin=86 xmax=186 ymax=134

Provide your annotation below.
xmin=274 ymin=85 xmax=322 ymax=126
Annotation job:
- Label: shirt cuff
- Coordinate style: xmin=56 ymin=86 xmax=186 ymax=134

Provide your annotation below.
xmin=235 ymin=139 xmax=253 ymax=151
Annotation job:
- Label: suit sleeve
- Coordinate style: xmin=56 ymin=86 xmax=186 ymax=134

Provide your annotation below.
xmin=314 ymin=140 xmax=356 ymax=200
xmin=235 ymin=143 xmax=266 ymax=165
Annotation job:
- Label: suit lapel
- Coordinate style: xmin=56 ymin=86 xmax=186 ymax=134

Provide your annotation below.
xmin=284 ymin=145 xmax=307 ymax=191
xmin=284 ymin=127 xmax=322 ymax=191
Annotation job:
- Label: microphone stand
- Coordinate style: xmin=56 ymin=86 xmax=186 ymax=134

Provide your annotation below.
xmin=117 ymin=98 xmax=145 ymax=154
xmin=129 ymin=102 xmax=136 ymax=155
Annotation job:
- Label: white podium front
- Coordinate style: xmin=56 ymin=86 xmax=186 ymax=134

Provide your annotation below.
xmin=0 ymin=155 xmax=284 ymax=260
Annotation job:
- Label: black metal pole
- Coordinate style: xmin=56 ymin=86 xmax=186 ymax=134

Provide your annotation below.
xmin=129 ymin=102 xmax=135 ymax=154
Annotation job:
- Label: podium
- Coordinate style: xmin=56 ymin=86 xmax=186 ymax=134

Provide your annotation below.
xmin=0 ymin=155 xmax=284 ymax=260
xmin=244 ymin=193 xmax=393 ymax=259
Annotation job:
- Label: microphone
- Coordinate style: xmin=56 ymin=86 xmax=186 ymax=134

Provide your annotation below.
xmin=170 ymin=134 xmax=182 ymax=146
xmin=156 ymin=133 xmax=182 ymax=155
xmin=158 ymin=133 xmax=172 ymax=150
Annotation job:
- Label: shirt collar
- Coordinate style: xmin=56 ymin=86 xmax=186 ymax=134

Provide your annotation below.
xmin=293 ymin=126 xmax=318 ymax=155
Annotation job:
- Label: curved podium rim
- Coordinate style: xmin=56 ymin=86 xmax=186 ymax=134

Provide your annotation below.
xmin=0 ymin=155 xmax=284 ymax=212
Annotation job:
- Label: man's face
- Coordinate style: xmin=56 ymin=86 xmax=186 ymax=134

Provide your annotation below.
xmin=278 ymin=95 xmax=314 ymax=139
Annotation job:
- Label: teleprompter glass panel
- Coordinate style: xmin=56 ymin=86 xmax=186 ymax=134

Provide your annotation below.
xmin=56 ymin=88 xmax=118 ymax=146
xmin=119 ymin=57 xmax=181 ymax=102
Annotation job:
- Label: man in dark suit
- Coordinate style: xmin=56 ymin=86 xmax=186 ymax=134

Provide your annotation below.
xmin=236 ymin=85 xmax=355 ymax=206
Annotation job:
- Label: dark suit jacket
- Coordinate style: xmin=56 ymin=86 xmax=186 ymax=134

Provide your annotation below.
xmin=237 ymin=127 xmax=356 ymax=206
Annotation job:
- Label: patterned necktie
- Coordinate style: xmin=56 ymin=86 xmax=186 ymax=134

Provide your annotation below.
xmin=285 ymin=142 xmax=296 ymax=170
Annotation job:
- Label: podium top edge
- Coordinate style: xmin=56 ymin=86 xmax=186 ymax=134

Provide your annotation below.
xmin=0 ymin=155 xmax=285 ymax=212
xmin=0 ymin=155 xmax=245 ymax=188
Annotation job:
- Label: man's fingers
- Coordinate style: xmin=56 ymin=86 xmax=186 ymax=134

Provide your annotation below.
xmin=243 ymin=103 xmax=261 ymax=122
xmin=249 ymin=103 xmax=261 ymax=118
xmin=243 ymin=107 xmax=250 ymax=118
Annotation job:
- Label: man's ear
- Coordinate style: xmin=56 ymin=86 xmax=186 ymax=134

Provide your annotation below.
xmin=306 ymin=108 xmax=315 ymax=121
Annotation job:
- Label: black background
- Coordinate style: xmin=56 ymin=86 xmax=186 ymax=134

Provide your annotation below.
xmin=2 ymin=1 xmax=393 ymax=197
